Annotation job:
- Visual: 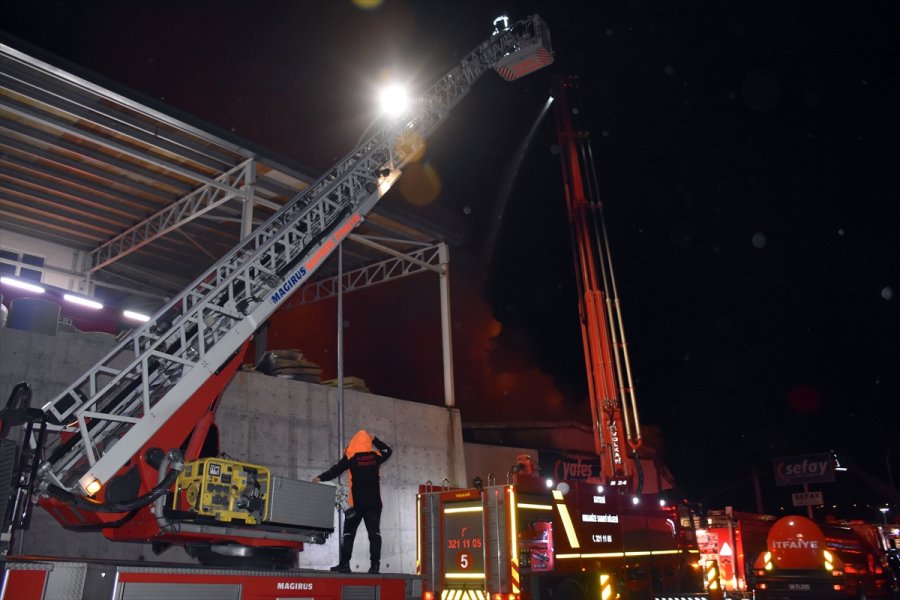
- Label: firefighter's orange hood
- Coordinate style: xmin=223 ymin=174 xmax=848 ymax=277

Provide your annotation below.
xmin=345 ymin=429 xmax=381 ymax=458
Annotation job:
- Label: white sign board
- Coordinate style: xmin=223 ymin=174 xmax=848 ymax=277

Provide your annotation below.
xmin=792 ymin=491 xmax=824 ymax=507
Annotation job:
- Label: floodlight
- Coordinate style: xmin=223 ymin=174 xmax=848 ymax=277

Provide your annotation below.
xmin=82 ymin=477 xmax=102 ymax=496
xmin=378 ymin=84 xmax=409 ymax=118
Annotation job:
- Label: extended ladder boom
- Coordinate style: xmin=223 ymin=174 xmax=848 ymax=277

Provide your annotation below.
xmin=39 ymin=15 xmax=553 ymax=496
xmin=553 ymin=77 xmax=641 ymax=484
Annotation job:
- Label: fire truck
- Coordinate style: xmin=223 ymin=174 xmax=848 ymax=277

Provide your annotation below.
xmin=698 ymin=509 xmax=776 ymax=595
xmin=0 ymin=14 xmax=554 ymax=599
xmin=411 ymin=78 xmax=717 ymax=600
xmin=751 ymin=515 xmax=899 ymax=599
xmin=416 ymin=476 xmax=709 ymax=600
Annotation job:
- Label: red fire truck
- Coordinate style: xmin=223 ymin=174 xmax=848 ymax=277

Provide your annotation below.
xmin=751 ymin=515 xmax=899 ymax=599
xmin=411 ymin=74 xmax=723 ymax=600
xmin=698 ymin=508 xmax=776 ymax=595
xmin=417 ymin=477 xmax=710 ymax=600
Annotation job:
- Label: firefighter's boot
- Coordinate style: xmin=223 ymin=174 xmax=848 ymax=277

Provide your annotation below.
xmin=330 ymin=542 xmax=353 ymax=573
xmin=368 ymin=532 xmax=382 ymax=574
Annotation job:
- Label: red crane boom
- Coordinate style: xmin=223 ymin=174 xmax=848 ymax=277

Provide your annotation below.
xmin=553 ymin=77 xmax=642 ymax=485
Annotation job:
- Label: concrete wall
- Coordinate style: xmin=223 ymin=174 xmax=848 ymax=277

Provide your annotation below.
xmin=216 ymin=372 xmax=466 ymax=573
xmin=0 ymin=325 xmax=466 ymax=573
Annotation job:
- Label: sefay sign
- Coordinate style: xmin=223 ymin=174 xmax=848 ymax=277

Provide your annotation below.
xmin=791 ymin=491 xmax=824 ymax=507
xmin=773 ymin=453 xmax=835 ymax=486
xmin=539 ymin=450 xmax=601 ymax=481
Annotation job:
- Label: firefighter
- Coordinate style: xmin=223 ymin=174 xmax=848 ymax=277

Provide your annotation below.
xmin=512 ymin=453 xmax=540 ymax=483
xmin=313 ymin=430 xmax=393 ymax=573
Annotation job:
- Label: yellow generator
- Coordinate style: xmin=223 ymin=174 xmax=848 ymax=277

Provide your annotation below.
xmin=174 ymin=457 xmax=270 ymax=524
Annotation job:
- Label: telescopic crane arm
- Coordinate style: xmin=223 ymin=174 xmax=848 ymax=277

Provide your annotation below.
xmin=553 ymin=77 xmax=642 ymax=486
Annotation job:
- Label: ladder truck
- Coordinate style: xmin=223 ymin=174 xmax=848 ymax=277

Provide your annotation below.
xmin=0 ymin=14 xmax=554 ymax=599
xmin=414 ymin=79 xmax=714 ymax=600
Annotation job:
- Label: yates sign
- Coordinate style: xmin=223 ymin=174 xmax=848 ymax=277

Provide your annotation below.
xmin=773 ymin=453 xmax=835 ymax=486
xmin=539 ymin=450 xmax=600 ymax=481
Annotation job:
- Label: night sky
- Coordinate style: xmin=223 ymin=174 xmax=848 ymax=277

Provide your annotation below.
xmin=3 ymin=1 xmax=898 ymax=519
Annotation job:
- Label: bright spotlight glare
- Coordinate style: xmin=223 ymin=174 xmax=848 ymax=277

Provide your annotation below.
xmin=379 ymin=84 xmax=409 ymax=117
xmin=631 ymin=496 xmax=640 ymax=505
xmin=544 ymin=478 xmax=554 ymax=488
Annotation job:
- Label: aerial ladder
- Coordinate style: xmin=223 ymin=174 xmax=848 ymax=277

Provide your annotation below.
xmin=0 ymin=14 xmax=554 ymax=560
xmin=553 ymin=77 xmax=643 ymax=488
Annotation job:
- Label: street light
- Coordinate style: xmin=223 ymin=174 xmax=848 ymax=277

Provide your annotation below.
xmin=880 ymin=507 xmax=890 ymax=526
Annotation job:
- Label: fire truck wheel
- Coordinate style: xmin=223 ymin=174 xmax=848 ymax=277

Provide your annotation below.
xmin=553 ymin=579 xmax=587 ymax=600
xmin=186 ymin=544 xmax=298 ymax=570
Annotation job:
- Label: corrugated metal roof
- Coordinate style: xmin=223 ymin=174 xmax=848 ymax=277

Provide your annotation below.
xmin=1 ymin=39 xmax=454 ymax=308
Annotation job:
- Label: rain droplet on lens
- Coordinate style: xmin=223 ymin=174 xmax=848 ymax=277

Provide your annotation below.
xmin=837 ymin=228 xmax=845 ymax=236
xmin=462 ymin=206 xmax=472 ymax=215
xmin=665 ymin=65 xmax=675 ymax=76
xmin=752 ymin=232 xmax=767 ymax=249
xmin=882 ymin=286 xmax=894 ymax=301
